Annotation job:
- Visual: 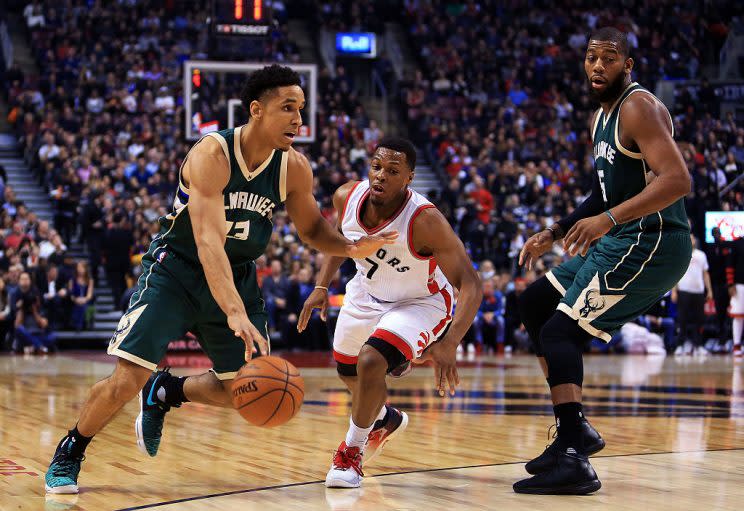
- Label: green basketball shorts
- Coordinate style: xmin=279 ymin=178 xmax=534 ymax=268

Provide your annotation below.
xmin=107 ymin=241 xmax=268 ymax=380
xmin=546 ymin=230 xmax=691 ymax=342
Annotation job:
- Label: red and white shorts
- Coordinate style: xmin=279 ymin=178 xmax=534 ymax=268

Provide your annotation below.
xmin=730 ymin=284 xmax=744 ymax=318
xmin=333 ymin=278 xmax=454 ymax=364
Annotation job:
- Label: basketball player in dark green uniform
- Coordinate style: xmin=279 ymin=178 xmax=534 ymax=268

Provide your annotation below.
xmin=45 ymin=65 xmax=396 ymax=494
xmin=514 ymin=28 xmax=692 ymax=495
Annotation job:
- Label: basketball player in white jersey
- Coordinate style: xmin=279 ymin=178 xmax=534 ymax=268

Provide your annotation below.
xmin=298 ymin=137 xmax=482 ymax=488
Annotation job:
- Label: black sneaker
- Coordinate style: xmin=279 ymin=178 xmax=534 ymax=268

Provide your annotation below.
xmin=135 ymin=368 xmax=180 ymax=457
xmin=514 ymin=449 xmax=602 ymax=495
xmin=525 ymin=419 xmax=605 ymax=475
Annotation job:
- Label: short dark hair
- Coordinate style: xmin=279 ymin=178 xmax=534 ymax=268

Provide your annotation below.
xmin=375 ymin=137 xmax=417 ymax=171
xmin=589 ymin=27 xmax=630 ymax=58
xmin=240 ymin=65 xmax=302 ymax=111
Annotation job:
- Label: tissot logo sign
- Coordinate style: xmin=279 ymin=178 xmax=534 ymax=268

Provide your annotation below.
xmin=216 ymin=23 xmax=269 ymax=35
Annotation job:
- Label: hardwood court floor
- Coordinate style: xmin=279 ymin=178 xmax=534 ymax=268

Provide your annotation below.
xmin=1 ymin=352 xmax=743 ymax=510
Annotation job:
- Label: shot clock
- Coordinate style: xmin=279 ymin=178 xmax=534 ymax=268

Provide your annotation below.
xmin=212 ymin=0 xmax=272 ymax=37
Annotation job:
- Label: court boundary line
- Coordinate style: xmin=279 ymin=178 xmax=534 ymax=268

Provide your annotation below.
xmin=115 ymin=447 xmax=744 ymax=510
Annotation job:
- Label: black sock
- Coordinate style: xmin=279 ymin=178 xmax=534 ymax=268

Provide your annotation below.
xmin=159 ymin=374 xmax=189 ymax=407
xmin=59 ymin=425 xmax=92 ymax=458
xmin=554 ymin=402 xmax=584 ymax=450
xmin=553 ymin=403 xmax=586 ymax=423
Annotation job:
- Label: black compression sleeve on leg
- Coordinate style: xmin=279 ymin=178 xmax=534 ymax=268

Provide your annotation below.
xmin=366 ymin=337 xmax=408 ymax=373
xmin=518 ymin=276 xmax=563 ymax=356
xmin=336 ymin=361 xmax=358 ymax=377
xmin=540 ymin=311 xmax=591 ymax=387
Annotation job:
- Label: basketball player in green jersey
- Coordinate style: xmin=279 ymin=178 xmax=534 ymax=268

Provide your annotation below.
xmin=513 ymin=28 xmax=692 ymax=495
xmin=45 ymin=65 xmax=396 ymax=494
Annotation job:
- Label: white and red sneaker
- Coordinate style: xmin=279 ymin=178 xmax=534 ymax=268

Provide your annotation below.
xmin=734 ymin=344 xmax=742 ymax=358
xmin=325 ymin=442 xmax=364 ymax=488
xmin=365 ymin=405 xmax=409 ymax=465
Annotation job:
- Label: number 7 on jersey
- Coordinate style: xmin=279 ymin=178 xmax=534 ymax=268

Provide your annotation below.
xmin=364 ymin=257 xmax=379 ymax=279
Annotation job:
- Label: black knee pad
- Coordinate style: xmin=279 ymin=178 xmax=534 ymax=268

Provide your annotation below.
xmin=336 ymin=337 xmax=409 ymax=377
xmin=336 ymin=361 xmax=357 ymax=377
xmin=518 ymin=276 xmax=563 ymax=356
xmin=540 ymin=311 xmax=591 ymax=387
xmin=365 ymin=337 xmax=408 ymax=374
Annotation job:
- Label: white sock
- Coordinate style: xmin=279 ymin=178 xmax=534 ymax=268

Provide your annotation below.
xmin=733 ymin=318 xmax=743 ymax=346
xmin=345 ymin=417 xmax=373 ymax=449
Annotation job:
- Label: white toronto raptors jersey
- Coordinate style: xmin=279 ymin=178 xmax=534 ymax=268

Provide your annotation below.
xmin=341 ymin=180 xmax=450 ymax=302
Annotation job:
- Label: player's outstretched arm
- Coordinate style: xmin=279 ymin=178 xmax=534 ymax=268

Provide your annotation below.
xmin=285 ymin=150 xmax=397 ymax=258
xmin=188 ymin=138 xmax=268 ymax=360
xmin=413 ymin=207 xmax=483 ymax=396
xmin=297 ymin=182 xmax=357 ymax=332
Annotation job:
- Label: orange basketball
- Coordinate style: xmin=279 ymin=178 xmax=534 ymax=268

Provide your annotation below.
xmin=231 ymin=356 xmax=304 ymax=427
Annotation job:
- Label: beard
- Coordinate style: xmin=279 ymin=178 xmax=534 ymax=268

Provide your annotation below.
xmin=589 ymin=73 xmax=628 ymax=103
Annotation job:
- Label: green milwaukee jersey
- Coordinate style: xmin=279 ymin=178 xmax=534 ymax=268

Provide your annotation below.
xmin=156 ymin=125 xmax=288 ymax=267
xmin=592 ymin=82 xmax=689 ymax=235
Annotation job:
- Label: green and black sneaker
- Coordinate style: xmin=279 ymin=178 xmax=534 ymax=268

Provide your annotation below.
xmin=45 ymin=437 xmax=84 ymax=494
xmin=135 ymin=368 xmax=180 ymax=457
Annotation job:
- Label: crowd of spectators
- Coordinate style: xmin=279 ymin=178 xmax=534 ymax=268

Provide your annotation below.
xmin=401 ymin=0 xmax=741 ymax=262
xmin=0 ymin=195 xmax=96 ymax=353
xmin=2 ymin=0 xmax=379 ymax=351
xmin=2 ymin=0 xmax=742 ymax=355
xmin=395 ymin=1 xmax=742 ymax=353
